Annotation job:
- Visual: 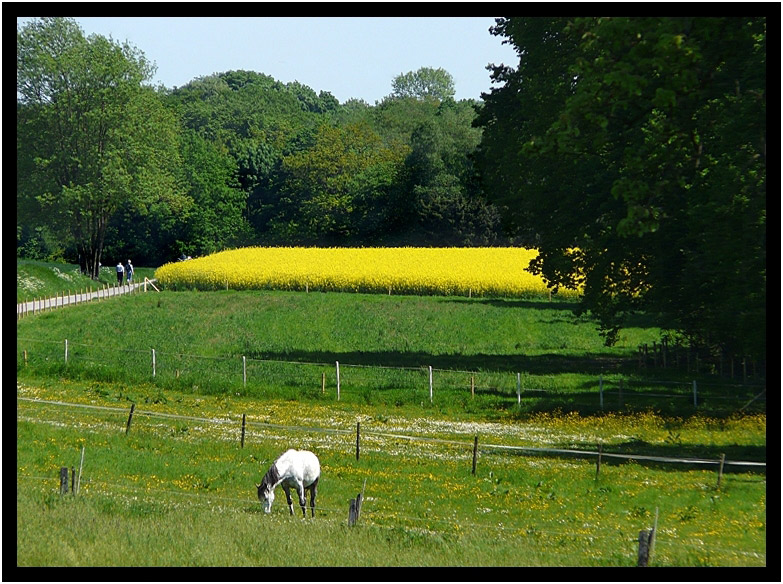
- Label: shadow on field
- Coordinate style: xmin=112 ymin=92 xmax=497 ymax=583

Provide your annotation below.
xmin=247 ymin=348 xmax=633 ymax=377
xmin=443 ymin=297 xmax=578 ymax=311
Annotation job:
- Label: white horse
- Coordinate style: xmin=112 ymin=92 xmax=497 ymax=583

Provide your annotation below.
xmin=257 ymin=449 xmax=320 ymax=517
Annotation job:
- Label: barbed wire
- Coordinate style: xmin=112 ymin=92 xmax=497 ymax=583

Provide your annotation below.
xmin=16 ymin=336 xmax=766 ymax=394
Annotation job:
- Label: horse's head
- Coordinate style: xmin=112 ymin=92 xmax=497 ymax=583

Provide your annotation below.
xmin=256 ymin=481 xmax=274 ymax=513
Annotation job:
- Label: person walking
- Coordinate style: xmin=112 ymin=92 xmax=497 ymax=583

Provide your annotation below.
xmin=125 ymin=259 xmax=134 ymax=284
xmin=116 ymin=261 xmax=124 ymax=285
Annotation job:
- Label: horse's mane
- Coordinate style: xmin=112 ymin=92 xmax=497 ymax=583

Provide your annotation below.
xmin=260 ymin=462 xmax=280 ymax=489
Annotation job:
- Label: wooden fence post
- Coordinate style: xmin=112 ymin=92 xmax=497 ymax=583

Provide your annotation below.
xmin=125 ymin=404 xmax=136 ymax=435
xmin=637 ymin=529 xmax=654 ymax=566
xmin=322 ymin=372 xmax=326 ymax=394
xmin=64 ymin=339 xmax=68 ymax=364
xmin=241 ymin=413 xmax=246 ymax=448
xmin=717 ymin=453 xmax=726 ymax=489
xmin=429 ymin=366 xmax=433 ymax=403
xmin=516 ymin=372 xmax=521 ymax=405
xmin=60 ymin=467 xmax=68 ymax=495
xmin=336 ymin=361 xmax=340 ymax=401
xmin=472 ymin=435 xmax=479 ymax=475
xmin=348 ymin=492 xmax=363 ymax=526
xmin=152 ymin=349 xmax=156 ymax=377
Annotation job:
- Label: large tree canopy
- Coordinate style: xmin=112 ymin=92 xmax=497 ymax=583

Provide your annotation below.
xmin=17 ymin=17 xmax=187 ymax=277
xmin=477 ymin=17 xmax=766 ymax=363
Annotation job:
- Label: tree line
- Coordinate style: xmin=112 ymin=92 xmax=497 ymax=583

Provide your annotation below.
xmin=17 ymin=17 xmax=766 ymax=369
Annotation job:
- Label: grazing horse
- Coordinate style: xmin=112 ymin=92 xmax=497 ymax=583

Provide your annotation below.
xmin=257 ymin=449 xmax=320 ymax=517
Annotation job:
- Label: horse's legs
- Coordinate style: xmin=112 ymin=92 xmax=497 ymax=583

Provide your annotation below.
xmin=282 ymin=485 xmax=294 ymax=515
xmin=296 ymin=482 xmax=307 ymax=517
xmin=309 ymin=479 xmax=318 ymax=517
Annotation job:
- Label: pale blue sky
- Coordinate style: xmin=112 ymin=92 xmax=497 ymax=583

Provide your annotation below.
xmin=19 ymin=17 xmax=519 ymax=104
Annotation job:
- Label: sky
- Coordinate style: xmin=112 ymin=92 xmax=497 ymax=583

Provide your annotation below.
xmin=19 ymin=17 xmax=519 ymax=104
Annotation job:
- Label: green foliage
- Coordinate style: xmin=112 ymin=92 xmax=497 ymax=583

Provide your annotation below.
xmin=390 ymin=66 xmax=456 ymax=102
xmin=476 ymin=17 xmax=766 ymax=362
xmin=17 ymin=18 xmax=187 ymax=278
xmin=274 ymin=122 xmax=410 ymax=241
xmin=177 ymin=130 xmax=253 ymax=255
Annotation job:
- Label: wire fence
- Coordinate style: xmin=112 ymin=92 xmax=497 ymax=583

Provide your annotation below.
xmin=17 ymin=395 xmax=766 ymax=566
xmin=17 ymin=336 xmax=767 ymax=413
xmin=17 ymin=396 xmax=767 ymax=471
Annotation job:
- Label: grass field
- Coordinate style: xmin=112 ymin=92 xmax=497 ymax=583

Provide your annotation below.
xmin=16 ymin=261 xmax=767 ymax=567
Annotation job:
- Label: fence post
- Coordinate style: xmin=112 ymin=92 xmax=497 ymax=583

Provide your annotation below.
xmin=429 ymin=366 xmax=433 ymax=403
xmin=348 ymin=490 xmax=364 ymax=527
xmin=125 ymin=404 xmax=136 ymax=435
xmin=77 ymin=446 xmax=85 ymax=495
xmin=64 ymin=339 xmax=68 ymax=364
xmin=336 ymin=361 xmax=340 ymax=401
xmin=60 ymin=467 xmax=69 ymax=495
xmin=152 ymin=349 xmax=156 ymax=377
xmin=717 ymin=453 xmax=726 ymax=489
xmin=243 ymin=356 xmax=247 ymax=387
xmin=356 ymin=421 xmax=360 ymax=461
xmin=516 ymin=372 xmax=521 ymax=405
xmin=471 ymin=375 xmax=475 ymax=399
xmin=241 ymin=413 xmax=246 ymax=448
xmin=637 ymin=529 xmax=654 ymax=566
xmin=692 ymin=380 xmax=698 ymax=407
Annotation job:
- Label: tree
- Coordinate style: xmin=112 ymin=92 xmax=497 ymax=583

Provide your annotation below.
xmin=390 ymin=67 xmax=455 ymax=102
xmin=477 ymin=17 xmax=766 ymax=365
xmin=275 ymin=122 xmax=409 ymax=242
xmin=176 ymin=130 xmax=253 ymax=256
xmin=17 ymin=17 xmax=187 ymax=277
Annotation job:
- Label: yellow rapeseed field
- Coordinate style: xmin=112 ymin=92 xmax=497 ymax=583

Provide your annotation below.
xmin=154 ymin=247 xmax=579 ymax=299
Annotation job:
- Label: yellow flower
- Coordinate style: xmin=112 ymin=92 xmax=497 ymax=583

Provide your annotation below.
xmin=155 ymin=247 xmax=581 ymax=299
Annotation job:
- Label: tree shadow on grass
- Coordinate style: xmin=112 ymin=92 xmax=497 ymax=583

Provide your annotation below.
xmin=246 ymin=348 xmax=634 ymax=377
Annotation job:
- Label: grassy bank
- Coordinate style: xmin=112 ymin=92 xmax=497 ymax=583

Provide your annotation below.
xmin=17 ymin=288 xmax=764 ymax=418
xmin=17 ymin=259 xmax=156 ymax=304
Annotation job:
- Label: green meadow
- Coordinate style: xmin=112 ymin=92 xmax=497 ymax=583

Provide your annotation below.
xmin=16 ymin=263 xmax=766 ymax=567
